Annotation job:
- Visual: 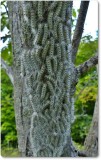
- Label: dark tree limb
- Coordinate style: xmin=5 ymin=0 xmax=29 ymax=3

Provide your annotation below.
xmin=72 ymin=1 xmax=89 ymax=62
xmin=76 ymin=55 xmax=98 ymax=77
xmin=1 ymin=58 xmax=14 ymax=85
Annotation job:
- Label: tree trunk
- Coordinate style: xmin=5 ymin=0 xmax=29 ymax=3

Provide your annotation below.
xmin=84 ymin=96 xmax=98 ymax=157
xmin=7 ymin=1 xmax=78 ymax=157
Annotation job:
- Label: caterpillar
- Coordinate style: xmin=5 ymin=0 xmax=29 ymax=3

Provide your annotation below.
xmin=48 ymin=12 xmax=53 ymax=31
xmin=49 ymin=37 xmax=55 ymax=57
xmin=54 ymin=22 xmax=58 ymax=40
xmin=36 ymin=23 xmax=43 ymax=44
xmin=46 ymin=57 xmax=52 ymax=75
xmin=35 ymin=47 xmax=42 ymax=64
xmin=61 ymin=2 xmax=68 ymax=21
xmin=31 ymin=10 xmax=37 ymax=31
xmin=42 ymin=41 xmax=50 ymax=59
xmin=41 ymin=83 xmax=47 ymax=100
xmin=36 ymin=82 xmax=42 ymax=94
xmin=55 ymin=2 xmax=63 ymax=17
xmin=64 ymin=26 xmax=70 ymax=44
xmin=48 ymin=1 xmax=58 ymax=11
xmin=47 ymin=81 xmax=54 ymax=94
xmin=53 ymin=56 xmax=57 ymax=73
xmin=61 ymin=42 xmax=67 ymax=60
xmin=38 ymin=1 xmax=43 ymax=20
xmin=45 ymin=75 xmax=55 ymax=86
xmin=58 ymin=23 xmax=64 ymax=42
xmin=56 ymin=43 xmax=61 ymax=59
xmin=38 ymin=65 xmax=45 ymax=80
xmin=42 ymin=24 xmax=48 ymax=45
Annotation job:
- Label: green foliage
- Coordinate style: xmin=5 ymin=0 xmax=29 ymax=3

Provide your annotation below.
xmin=1 ymin=148 xmax=20 ymax=157
xmin=72 ymin=35 xmax=98 ymax=145
xmin=1 ymin=69 xmax=17 ymax=147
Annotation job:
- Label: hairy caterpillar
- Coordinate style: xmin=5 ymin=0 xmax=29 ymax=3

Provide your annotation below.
xmin=31 ymin=10 xmax=37 ymax=31
xmin=38 ymin=1 xmax=43 ymax=20
xmin=36 ymin=23 xmax=43 ymax=44
xmin=48 ymin=12 xmax=53 ymax=31
xmin=49 ymin=1 xmax=58 ymax=11
xmin=56 ymin=43 xmax=61 ymax=59
xmin=35 ymin=47 xmax=42 ymax=64
xmin=64 ymin=26 xmax=70 ymax=44
xmin=61 ymin=2 xmax=68 ymax=21
xmin=58 ymin=23 xmax=64 ymax=42
xmin=47 ymin=81 xmax=54 ymax=94
xmin=54 ymin=21 xmax=58 ymax=40
xmin=45 ymin=75 xmax=55 ymax=86
xmin=46 ymin=57 xmax=52 ymax=75
xmin=38 ymin=65 xmax=45 ymax=80
xmin=53 ymin=56 xmax=57 ymax=73
xmin=49 ymin=37 xmax=55 ymax=57
xmin=41 ymin=83 xmax=47 ymax=100
xmin=42 ymin=41 xmax=50 ymax=59
xmin=42 ymin=24 xmax=48 ymax=45
xmin=61 ymin=42 xmax=67 ymax=60
xmin=58 ymin=62 xmax=63 ymax=76
xmin=55 ymin=2 xmax=63 ymax=17
xmin=36 ymin=82 xmax=42 ymax=94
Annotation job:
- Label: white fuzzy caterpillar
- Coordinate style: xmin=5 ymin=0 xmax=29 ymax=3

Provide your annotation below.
xmin=31 ymin=10 xmax=37 ymax=31
xmin=56 ymin=43 xmax=61 ymax=59
xmin=61 ymin=2 xmax=68 ymax=21
xmin=48 ymin=12 xmax=53 ymax=31
xmin=58 ymin=62 xmax=63 ymax=75
xmin=61 ymin=42 xmax=67 ymax=60
xmin=36 ymin=24 xmax=43 ymax=44
xmin=35 ymin=47 xmax=42 ymax=64
xmin=36 ymin=82 xmax=42 ymax=94
xmin=53 ymin=56 xmax=57 ymax=73
xmin=49 ymin=37 xmax=55 ymax=57
xmin=64 ymin=26 xmax=70 ymax=44
xmin=55 ymin=2 xmax=63 ymax=17
xmin=42 ymin=41 xmax=50 ymax=59
xmin=38 ymin=1 xmax=43 ymax=20
xmin=38 ymin=65 xmax=45 ymax=80
xmin=58 ymin=23 xmax=64 ymax=42
xmin=48 ymin=1 xmax=58 ymax=11
xmin=42 ymin=24 xmax=48 ymax=45
xmin=46 ymin=57 xmax=52 ymax=75
xmin=45 ymin=75 xmax=55 ymax=85
xmin=41 ymin=84 xmax=47 ymax=100
xmin=54 ymin=22 xmax=58 ymax=40
xmin=47 ymin=81 xmax=54 ymax=94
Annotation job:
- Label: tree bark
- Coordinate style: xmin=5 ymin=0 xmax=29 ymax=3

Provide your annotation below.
xmin=84 ymin=96 xmax=98 ymax=157
xmin=7 ymin=1 xmax=98 ymax=157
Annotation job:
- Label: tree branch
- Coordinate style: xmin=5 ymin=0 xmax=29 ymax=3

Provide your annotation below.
xmin=76 ymin=55 xmax=98 ymax=77
xmin=1 ymin=58 xmax=14 ymax=85
xmin=72 ymin=1 xmax=89 ymax=62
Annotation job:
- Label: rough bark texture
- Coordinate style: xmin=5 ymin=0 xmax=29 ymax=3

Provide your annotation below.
xmin=7 ymin=1 xmax=79 ymax=157
xmin=84 ymin=97 xmax=98 ymax=157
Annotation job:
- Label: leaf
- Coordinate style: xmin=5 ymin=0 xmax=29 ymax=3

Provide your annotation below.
xmin=72 ymin=9 xmax=76 ymax=18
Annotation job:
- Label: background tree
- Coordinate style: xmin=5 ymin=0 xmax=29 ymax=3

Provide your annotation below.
xmin=1 ymin=1 xmax=98 ymax=157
